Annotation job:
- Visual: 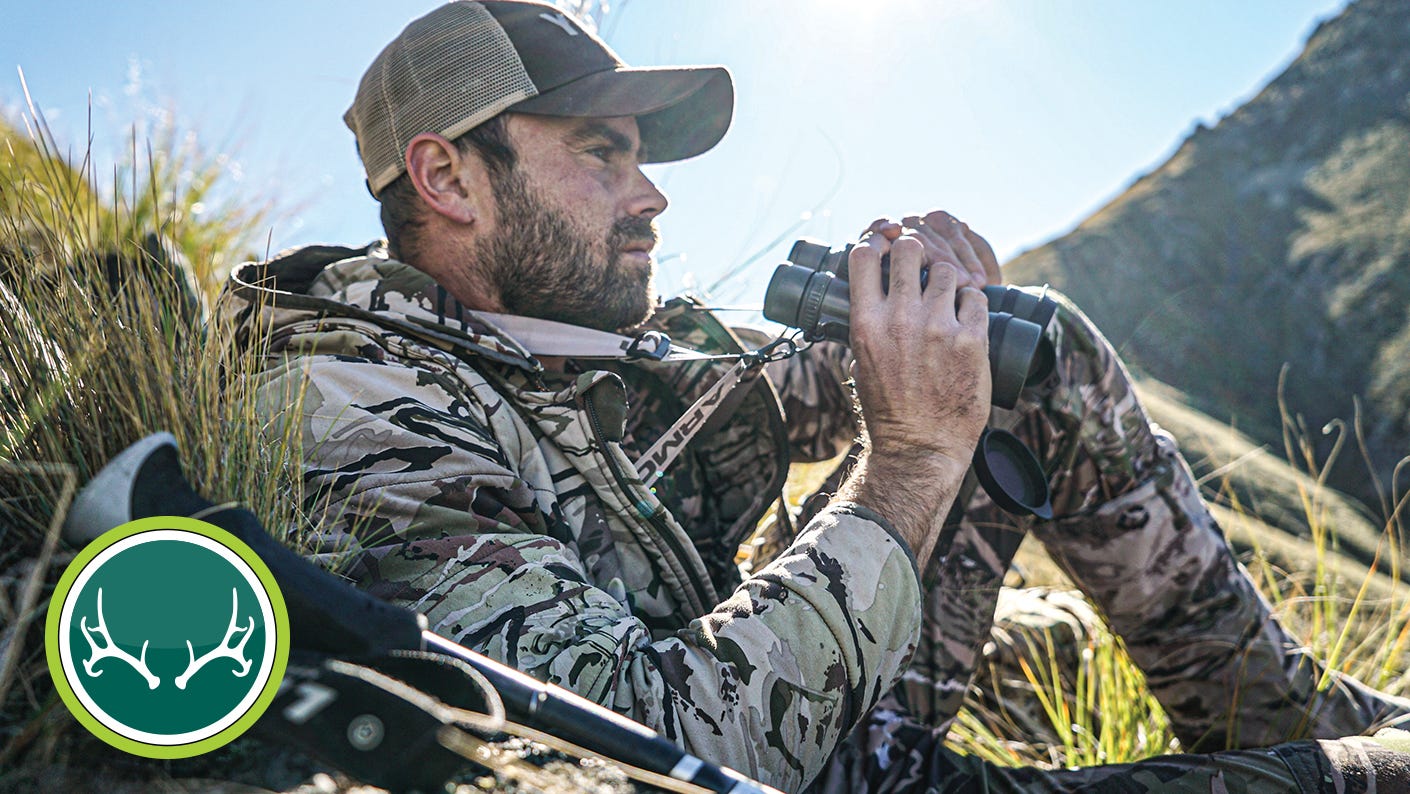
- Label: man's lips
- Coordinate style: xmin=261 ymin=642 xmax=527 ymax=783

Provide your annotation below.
xmin=619 ymin=239 xmax=655 ymax=255
xmin=619 ymin=240 xmax=656 ymax=265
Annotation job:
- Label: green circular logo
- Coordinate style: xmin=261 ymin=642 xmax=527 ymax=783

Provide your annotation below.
xmin=45 ymin=516 xmax=290 ymax=758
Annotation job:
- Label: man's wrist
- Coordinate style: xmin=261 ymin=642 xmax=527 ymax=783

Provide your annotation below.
xmin=866 ymin=438 xmax=973 ymax=486
xmin=836 ymin=445 xmax=970 ymax=566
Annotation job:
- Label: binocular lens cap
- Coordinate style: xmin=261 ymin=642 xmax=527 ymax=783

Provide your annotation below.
xmin=972 ymin=428 xmax=1053 ymax=519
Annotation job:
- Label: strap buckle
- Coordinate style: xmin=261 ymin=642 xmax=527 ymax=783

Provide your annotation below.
xmin=625 ymin=331 xmax=673 ymax=361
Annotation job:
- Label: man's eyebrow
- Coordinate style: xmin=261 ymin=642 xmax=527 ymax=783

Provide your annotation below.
xmin=565 ymin=121 xmax=647 ymax=162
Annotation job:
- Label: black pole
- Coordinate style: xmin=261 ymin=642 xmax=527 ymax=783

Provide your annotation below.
xmin=207 ymin=505 xmax=777 ymax=794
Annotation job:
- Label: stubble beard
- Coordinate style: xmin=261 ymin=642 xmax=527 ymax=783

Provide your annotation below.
xmin=477 ymin=168 xmax=659 ymax=333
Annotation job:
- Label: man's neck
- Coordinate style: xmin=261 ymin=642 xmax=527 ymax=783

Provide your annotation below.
xmin=403 ymin=249 xmax=507 ymax=316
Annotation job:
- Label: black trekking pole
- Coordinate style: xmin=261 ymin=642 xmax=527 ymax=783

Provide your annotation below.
xmin=245 ymin=514 xmax=775 ymax=794
xmin=63 ymin=434 xmax=779 ymax=794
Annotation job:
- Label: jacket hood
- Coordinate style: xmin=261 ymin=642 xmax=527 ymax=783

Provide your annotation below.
xmin=222 ymin=242 xmax=540 ymax=371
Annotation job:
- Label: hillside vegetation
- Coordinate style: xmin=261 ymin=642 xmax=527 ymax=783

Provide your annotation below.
xmin=1007 ymin=0 xmax=1410 ymax=521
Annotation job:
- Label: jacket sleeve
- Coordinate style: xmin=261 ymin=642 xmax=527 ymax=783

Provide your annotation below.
xmin=733 ymin=327 xmax=858 ymax=463
xmin=260 ymin=348 xmax=923 ymax=792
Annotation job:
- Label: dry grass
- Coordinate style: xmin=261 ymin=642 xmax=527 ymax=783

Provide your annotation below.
xmin=0 ymin=90 xmax=314 ymax=786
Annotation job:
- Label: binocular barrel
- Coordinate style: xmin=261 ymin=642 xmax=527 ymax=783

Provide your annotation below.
xmin=762 ymin=262 xmax=1057 ymax=410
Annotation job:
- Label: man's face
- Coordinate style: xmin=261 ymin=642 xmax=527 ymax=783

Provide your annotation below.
xmin=477 ymin=115 xmax=668 ymax=332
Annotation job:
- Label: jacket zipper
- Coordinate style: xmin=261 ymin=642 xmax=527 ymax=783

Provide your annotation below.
xmin=582 ymin=388 xmax=717 ymax=618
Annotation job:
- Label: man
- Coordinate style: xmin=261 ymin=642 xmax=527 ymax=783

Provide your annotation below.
xmin=223 ymin=1 xmax=1410 ymax=790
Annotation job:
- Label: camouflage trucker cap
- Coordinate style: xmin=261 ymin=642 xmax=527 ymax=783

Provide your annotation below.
xmin=345 ymin=0 xmax=734 ymax=197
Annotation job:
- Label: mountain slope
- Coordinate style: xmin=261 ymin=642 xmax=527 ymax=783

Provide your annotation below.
xmin=1005 ymin=0 xmax=1410 ymax=510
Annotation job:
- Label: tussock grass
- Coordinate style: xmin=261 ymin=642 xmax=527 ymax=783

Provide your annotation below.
xmin=0 ymin=89 xmax=312 ymax=779
xmin=951 ymin=625 xmax=1174 ymax=769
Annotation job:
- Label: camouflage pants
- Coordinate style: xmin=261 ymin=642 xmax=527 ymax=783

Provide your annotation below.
xmin=809 ymin=294 xmax=1410 ymax=792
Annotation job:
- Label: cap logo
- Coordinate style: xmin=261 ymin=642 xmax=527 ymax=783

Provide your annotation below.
xmin=538 ymin=12 xmax=580 ymax=36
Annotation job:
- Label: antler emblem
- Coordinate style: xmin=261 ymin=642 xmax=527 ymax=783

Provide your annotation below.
xmin=80 ymin=588 xmax=161 ymax=689
xmin=175 ymin=588 xmax=255 ymax=690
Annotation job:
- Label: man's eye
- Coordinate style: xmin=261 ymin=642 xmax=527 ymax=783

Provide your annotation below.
xmin=587 ymin=146 xmax=614 ymax=162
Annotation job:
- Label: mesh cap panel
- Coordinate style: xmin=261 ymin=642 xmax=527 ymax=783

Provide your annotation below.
xmin=345 ymin=2 xmax=538 ymax=196
xmin=346 ymin=0 xmax=733 ymax=199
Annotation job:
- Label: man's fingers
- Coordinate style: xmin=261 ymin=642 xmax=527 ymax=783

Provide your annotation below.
xmin=865 ymin=217 xmax=904 ymax=240
xmin=914 ymin=211 xmax=985 ymax=289
xmin=922 ymin=255 xmax=959 ymax=312
xmin=925 ymin=211 xmax=984 ymax=279
xmin=902 ymin=214 xmax=962 ymax=267
xmin=887 ymin=235 xmax=925 ymax=301
xmin=955 ymin=285 xmax=989 ymax=329
xmin=922 ymin=210 xmax=1003 ymax=286
xmin=961 ymin=224 xmax=1003 ymax=285
xmin=860 ymin=210 xmax=1002 ymax=285
xmin=848 ymin=233 xmax=888 ymax=311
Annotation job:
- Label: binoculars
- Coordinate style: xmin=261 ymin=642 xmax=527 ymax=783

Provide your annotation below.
xmin=763 ymin=239 xmax=1060 ymax=517
xmin=763 ymin=239 xmax=1058 ymax=410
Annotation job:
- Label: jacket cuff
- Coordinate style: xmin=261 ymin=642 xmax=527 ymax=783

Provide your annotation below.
xmin=824 ymin=501 xmax=922 ymax=588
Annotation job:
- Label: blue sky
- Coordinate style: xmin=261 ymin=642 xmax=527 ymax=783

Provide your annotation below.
xmin=4 ymin=0 xmax=1349 ymax=307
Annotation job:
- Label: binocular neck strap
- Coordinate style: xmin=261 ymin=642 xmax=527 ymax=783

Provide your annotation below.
xmin=476 ymin=311 xmax=719 ymax=363
xmin=475 ymin=311 xmax=797 ymax=485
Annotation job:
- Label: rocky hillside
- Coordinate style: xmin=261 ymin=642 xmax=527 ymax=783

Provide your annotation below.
xmin=1006 ymin=0 xmax=1410 ymax=513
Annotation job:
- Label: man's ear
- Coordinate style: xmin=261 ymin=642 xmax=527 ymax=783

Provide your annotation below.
xmin=405 ymin=132 xmax=492 ymax=226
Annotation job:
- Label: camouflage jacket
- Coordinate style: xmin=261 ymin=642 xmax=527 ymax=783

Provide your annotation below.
xmin=223 ymin=244 xmax=925 ymax=791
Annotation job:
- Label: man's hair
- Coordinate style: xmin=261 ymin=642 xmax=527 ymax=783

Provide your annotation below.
xmin=379 ymin=114 xmax=517 ymax=261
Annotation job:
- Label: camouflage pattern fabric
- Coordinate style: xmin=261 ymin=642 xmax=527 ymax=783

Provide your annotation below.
xmin=222 ymin=246 xmax=922 ymax=792
xmin=223 ymin=245 xmax=1410 ymax=792
xmin=816 ymin=710 xmax=1410 ymax=793
xmin=1014 ymin=294 xmax=1410 ymax=750
xmin=809 ymin=291 xmax=1410 ymax=791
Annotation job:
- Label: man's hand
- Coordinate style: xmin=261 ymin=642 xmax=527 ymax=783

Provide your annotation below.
xmin=837 ymin=231 xmax=992 ymax=566
xmin=864 ymin=210 xmax=1003 ymax=291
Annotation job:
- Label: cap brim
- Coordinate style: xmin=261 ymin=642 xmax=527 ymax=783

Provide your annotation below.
xmin=511 ymin=66 xmax=733 ymax=163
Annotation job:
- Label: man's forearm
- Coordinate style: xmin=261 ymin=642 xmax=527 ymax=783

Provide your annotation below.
xmin=835 ymin=444 xmax=969 ymax=568
xmin=836 ymin=231 xmax=991 ymax=566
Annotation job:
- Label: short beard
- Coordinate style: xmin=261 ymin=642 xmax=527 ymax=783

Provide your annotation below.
xmin=477 ymin=168 xmax=658 ymax=332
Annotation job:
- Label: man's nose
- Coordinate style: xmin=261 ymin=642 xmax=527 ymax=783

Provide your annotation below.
xmin=626 ymin=168 xmax=668 ymax=219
